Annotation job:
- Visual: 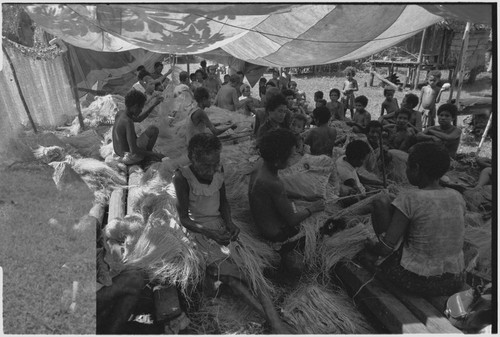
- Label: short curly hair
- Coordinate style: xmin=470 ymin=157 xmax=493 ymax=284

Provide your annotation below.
xmin=354 ymin=95 xmax=368 ymax=107
xmin=408 ymin=142 xmax=450 ymax=180
xmin=313 ymin=106 xmax=331 ymax=125
xmin=282 ymin=89 xmax=295 ymax=98
xmin=329 ymin=88 xmax=340 ymax=97
xmin=259 ymin=128 xmax=297 ymax=165
xmin=193 ymin=87 xmax=210 ymax=103
xmin=344 ymin=66 xmax=356 ymax=76
xmin=437 ymin=103 xmax=459 ymax=119
xmin=266 ymin=93 xmax=287 ymax=113
xmin=188 ymin=133 xmax=222 ymax=161
xmin=345 ymin=139 xmax=371 ymax=161
xmin=125 ymin=90 xmax=147 ymax=108
xmin=395 ymin=108 xmax=412 ymax=119
xmin=383 ymin=88 xmax=395 ymax=96
xmin=403 ymin=93 xmax=419 ymax=109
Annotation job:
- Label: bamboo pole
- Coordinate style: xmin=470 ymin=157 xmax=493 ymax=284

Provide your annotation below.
xmin=413 ymin=28 xmax=427 ymax=89
xmin=476 ymin=112 xmax=493 ymax=155
xmin=2 ymin=45 xmax=38 ymax=133
xmin=370 ymin=70 xmax=399 ymax=90
xmin=454 ymin=22 xmax=472 ymax=110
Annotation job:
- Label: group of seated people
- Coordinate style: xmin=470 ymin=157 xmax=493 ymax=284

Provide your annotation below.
xmin=104 ymin=64 xmax=470 ymax=333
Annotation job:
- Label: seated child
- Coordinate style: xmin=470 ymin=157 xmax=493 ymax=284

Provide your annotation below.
xmin=289 ymin=81 xmax=306 ymax=103
xmin=283 ymin=89 xmax=306 ymax=115
xmin=257 ymin=94 xmax=290 ymax=142
xmin=342 ymin=66 xmax=359 ymax=119
xmin=336 ymin=140 xmax=371 ymax=196
xmin=316 ymin=98 xmax=327 ymax=109
xmin=368 ymin=142 xmax=465 ymax=296
xmin=289 ymin=113 xmax=308 ymax=155
xmin=304 ymin=106 xmax=337 ymax=156
xmin=380 ymin=88 xmax=399 ymax=117
xmin=186 ymin=87 xmax=237 ymax=145
xmin=326 ymin=88 xmax=345 ymax=121
xmin=112 ymin=90 xmax=165 ymax=166
xmin=383 ymin=109 xmax=416 ymax=152
xmin=173 ymin=133 xmax=292 ymax=333
xmin=416 ymin=103 xmax=461 ymax=158
xmin=346 ymin=95 xmax=371 ymax=133
xmin=249 ymin=128 xmax=325 ymax=243
xmin=381 ymin=93 xmax=422 ymax=132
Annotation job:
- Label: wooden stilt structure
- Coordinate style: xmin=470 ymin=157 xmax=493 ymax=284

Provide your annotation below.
xmin=413 ymin=28 xmax=427 ymax=89
xmin=453 ymin=22 xmax=472 ymax=110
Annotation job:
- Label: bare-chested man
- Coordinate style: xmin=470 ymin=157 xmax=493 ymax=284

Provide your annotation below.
xmin=214 ymin=74 xmax=240 ymax=111
xmin=112 ymin=90 xmax=165 ymax=165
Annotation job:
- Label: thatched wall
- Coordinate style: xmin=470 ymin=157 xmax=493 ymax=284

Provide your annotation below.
xmin=0 ymin=42 xmax=77 ymax=137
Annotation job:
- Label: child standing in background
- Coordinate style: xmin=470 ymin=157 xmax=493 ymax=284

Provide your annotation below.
xmin=418 ymin=70 xmax=444 ymax=127
xmin=380 ymin=88 xmax=399 ymax=117
xmin=326 ymin=88 xmax=345 ymax=121
xmin=342 ymin=66 xmax=359 ymax=119
xmin=347 ymin=95 xmax=371 ymax=133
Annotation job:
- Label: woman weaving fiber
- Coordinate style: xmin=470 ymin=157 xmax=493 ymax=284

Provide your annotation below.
xmin=172 ymin=133 xmax=292 ymax=333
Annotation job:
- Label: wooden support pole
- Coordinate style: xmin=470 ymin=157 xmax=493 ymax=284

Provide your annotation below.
xmin=413 ymin=28 xmax=427 ymax=89
xmin=65 ymin=47 xmax=85 ymax=130
xmin=476 ymin=112 xmax=493 ymax=155
xmin=454 ymin=22 xmax=472 ymax=110
xmin=2 ymin=45 xmax=38 ymax=133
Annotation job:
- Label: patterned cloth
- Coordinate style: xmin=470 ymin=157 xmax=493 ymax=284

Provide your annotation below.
xmin=392 ymin=188 xmax=466 ymax=276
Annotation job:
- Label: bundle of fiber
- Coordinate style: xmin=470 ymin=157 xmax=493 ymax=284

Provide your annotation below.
xmin=318 ymin=223 xmax=375 ymax=274
xmin=205 ymin=106 xmax=254 ymax=131
xmin=464 ymin=225 xmax=491 ymax=278
xmin=104 ymin=213 xmax=146 ymax=257
xmin=188 ymin=294 xmax=266 ymax=334
xmin=465 ymin=212 xmax=486 ymax=228
xmin=81 ymin=94 xmax=124 ymax=125
xmin=228 ymin=228 xmax=279 ymax=294
xmin=33 ymin=145 xmax=66 ymax=163
xmin=281 ymin=282 xmax=374 ymax=334
xmin=386 ymin=149 xmax=409 ymax=184
xmin=296 ymin=210 xmax=333 ymax=264
xmin=328 ymin=120 xmax=359 ymax=142
xmin=463 ymin=186 xmax=492 ymax=213
xmin=125 ymin=210 xmax=204 ymax=295
xmin=221 ymin=139 xmax=259 ymax=173
xmin=279 ymin=154 xmax=335 ymax=201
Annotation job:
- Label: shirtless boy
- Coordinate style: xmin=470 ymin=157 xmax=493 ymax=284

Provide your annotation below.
xmin=416 ymin=103 xmax=461 ymax=158
xmin=346 ymin=95 xmax=371 ymax=133
xmin=112 ymin=90 xmax=165 ymax=165
xmin=418 ymin=70 xmax=444 ymax=127
xmin=249 ymin=128 xmax=325 ymax=243
xmin=380 ymin=88 xmax=399 ymax=117
xmin=326 ymin=88 xmax=345 ymax=121
xmin=304 ymin=106 xmax=337 ymax=156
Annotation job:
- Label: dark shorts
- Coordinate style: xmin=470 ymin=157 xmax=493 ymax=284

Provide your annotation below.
xmin=380 ymin=248 xmax=465 ymax=297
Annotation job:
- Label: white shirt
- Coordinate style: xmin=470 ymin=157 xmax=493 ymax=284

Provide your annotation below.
xmin=132 ymin=81 xmax=145 ymax=93
xmin=336 ymin=155 xmax=365 ymax=193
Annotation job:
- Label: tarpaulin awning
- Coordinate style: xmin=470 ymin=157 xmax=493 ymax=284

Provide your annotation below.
xmin=25 ymin=4 xmax=493 ymax=67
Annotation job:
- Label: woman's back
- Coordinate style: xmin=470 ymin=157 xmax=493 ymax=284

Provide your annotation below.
xmin=393 ymin=188 xmax=465 ymax=276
